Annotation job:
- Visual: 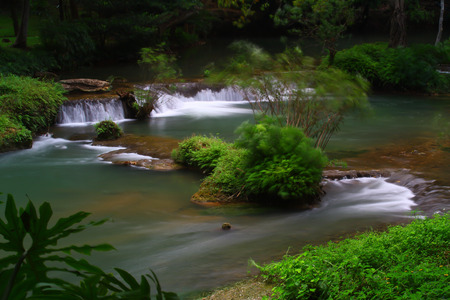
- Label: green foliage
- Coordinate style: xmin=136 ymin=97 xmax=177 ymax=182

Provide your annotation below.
xmin=94 ymin=120 xmax=123 ymax=141
xmin=0 ymin=193 xmax=179 ymax=299
xmin=172 ymin=135 xmax=231 ymax=173
xmin=210 ymin=41 xmax=369 ymax=150
xmin=139 ymin=44 xmax=181 ymax=82
xmin=174 ymin=119 xmax=327 ymax=204
xmin=0 ymin=115 xmax=32 ymax=152
xmin=274 ymin=0 xmax=356 ymax=62
xmin=0 ymin=47 xmax=58 ymax=76
xmin=235 ymin=118 xmax=327 ymax=201
xmin=259 ymin=214 xmax=450 ymax=299
xmin=39 ymin=20 xmax=96 ymax=69
xmin=330 ymin=42 xmax=450 ymax=93
xmin=0 ymin=75 xmax=66 ymax=134
xmin=200 ymin=147 xmax=248 ymax=196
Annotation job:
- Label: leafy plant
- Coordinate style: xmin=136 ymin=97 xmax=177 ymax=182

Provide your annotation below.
xmin=0 ymin=193 xmax=179 ymax=299
xmin=94 ymin=120 xmax=123 ymax=141
xmin=259 ymin=214 xmax=449 ymax=299
xmin=235 ymin=117 xmax=327 ymax=202
xmin=138 ymin=44 xmax=181 ymax=82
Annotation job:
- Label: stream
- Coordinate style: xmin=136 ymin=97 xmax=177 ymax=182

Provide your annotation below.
xmin=0 ymin=85 xmax=449 ymax=298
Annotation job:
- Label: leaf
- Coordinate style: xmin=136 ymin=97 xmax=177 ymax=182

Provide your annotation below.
xmin=61 ymin=257 xmax=105 ymax=275
xmin=115 ymin=268 xmax=140 ymax=290
xmin=59 ymin=243 xmax=115 ymax=255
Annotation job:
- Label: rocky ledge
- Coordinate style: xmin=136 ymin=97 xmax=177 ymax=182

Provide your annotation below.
xmin=92 ymin=134 xmax=182 ymax=171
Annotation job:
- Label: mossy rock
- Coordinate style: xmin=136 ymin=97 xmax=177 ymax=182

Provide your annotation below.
xmin=94 ymin=120 xmax=123 ymax=141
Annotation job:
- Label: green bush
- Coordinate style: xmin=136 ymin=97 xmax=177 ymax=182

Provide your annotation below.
xmin=235 ymin=118 xmax=327 ymax=202
xmin=0 ymin=75 xmax=66 ymax=134
xmin=330 ymin=42 xmax=450 ymax=93
xmin=0 ymin=115 xmax=32 ymax=152
xmin=172 ymin=135 xmax=231 ymax=173
xmin=175 ymin=119 xmax=327 ymax=204
xmin=259 ymin=214 xmax=449 ymax=299
xmin=201 ymin=147 xmax=248 ymax=196
xmin=94 ymin=120 xmax=123 ymax=141
xmin=40 ymin=20 xmax=96 ymax=69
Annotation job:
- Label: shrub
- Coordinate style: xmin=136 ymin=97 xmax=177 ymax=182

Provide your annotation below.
xmin=94 ymin=120 xmax=123 ymax=141
xmin=0 ymin=75 xmax=66 ymax=134
xmin=259 ymin=214 xmax=449 ymax=299
xmin=175 ymin=119 xmax=328 ymax=204
xmin=235 ymin=118 xmax=327 ymax=202
xmin=0 ymin=114 xmax=32 ymax=152
xmin=330 ymin=42 xmax=450 ymax=93
xmin=172 ymin=135 xmax=231 ymax=173
xmin=201 ymin=147 xmax=248 ymax=196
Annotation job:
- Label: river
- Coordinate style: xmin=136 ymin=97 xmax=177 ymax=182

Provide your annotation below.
xmin=0 ymin=83 xmax=448 ymax=297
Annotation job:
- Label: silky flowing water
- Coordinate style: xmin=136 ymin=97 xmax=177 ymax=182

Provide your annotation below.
xmin=0 ymin=86 xmax=449 ymax=298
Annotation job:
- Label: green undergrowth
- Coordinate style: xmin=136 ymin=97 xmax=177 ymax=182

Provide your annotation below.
xmin=172 ymin=118 xmax=327 ymax=205
xmin=327 ymin=41 xmax=450 ymax=93
xmin=0 ymin=75 xmax=66 ymax=152
xmin=258 ymin=214 xmax=449 ymax=299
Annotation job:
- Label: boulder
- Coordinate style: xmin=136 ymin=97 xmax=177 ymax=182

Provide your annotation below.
xmin=59 ymin=78 xmax=111 ymax=92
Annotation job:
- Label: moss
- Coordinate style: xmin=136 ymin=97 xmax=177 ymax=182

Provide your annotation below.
xmin=0 ymin=114 xmax=32 ymax=152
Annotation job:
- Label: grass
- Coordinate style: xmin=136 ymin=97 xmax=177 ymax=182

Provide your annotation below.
xmin=258 ymin=214 xmax=449 ymax=299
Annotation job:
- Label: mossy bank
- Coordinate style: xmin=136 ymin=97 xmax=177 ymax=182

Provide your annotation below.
xmin=0 ymin=75 xmax=66 ymax=153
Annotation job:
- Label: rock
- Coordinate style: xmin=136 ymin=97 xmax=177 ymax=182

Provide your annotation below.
xmin=59 ymin=78 xmax=111 ymax=92
xmin=222 ymin=223 xmax=231 ymax=230
xmin=322 ymin=169 xmax=391 ymax=180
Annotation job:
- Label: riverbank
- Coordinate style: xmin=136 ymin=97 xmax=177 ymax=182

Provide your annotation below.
xmin=199 ymin=213 xmax=449 ymax=300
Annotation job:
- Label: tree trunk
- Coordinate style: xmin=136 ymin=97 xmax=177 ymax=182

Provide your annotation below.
xmin=8 ymin=0 xmax=19 ymax=35
xmin=435 ymin=0 xmax=445 ymax=45
xmin=388 ymin=0 xmax=407 ymax=48
xmin=69 ymin=0 xmax=79 ymax=19
xmin=12 ymin=0 xmax=30 ymax=49
xmin=59 ymin=0 xmax=65 ymax=21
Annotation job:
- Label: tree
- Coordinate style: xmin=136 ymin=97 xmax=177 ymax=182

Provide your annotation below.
xmin=389 ymin=0 xmax=407 ymax=47
xmin=273 ymin=0 xmax=357 ymax=65
xmin=12 ymin=0 xmax=30 ymax=49
xmin=435 ymin=0 xmax=445 ymax=45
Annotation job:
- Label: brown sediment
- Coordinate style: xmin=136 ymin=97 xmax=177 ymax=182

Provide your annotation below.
xmin=334 ymin=137 xmax=450 ymax=185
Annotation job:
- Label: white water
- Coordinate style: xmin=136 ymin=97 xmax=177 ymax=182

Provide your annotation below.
xmin=151 ymin=87 xmax=251 ymax=117
xmin=57 ymin=98 xmax=126 ymax=125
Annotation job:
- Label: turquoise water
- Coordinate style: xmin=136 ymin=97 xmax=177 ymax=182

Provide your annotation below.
xmin=0 ymin=90 xmax=449 ymax=297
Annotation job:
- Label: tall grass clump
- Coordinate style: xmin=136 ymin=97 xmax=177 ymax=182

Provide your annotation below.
xmin=172 ymin=135 xmax=231 ymax=173
xmin=259 ymin=214 xmax=449 ymax=299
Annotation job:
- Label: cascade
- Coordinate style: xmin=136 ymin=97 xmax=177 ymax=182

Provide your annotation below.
xmin=57 ymin=98 xmax=125 ymax=124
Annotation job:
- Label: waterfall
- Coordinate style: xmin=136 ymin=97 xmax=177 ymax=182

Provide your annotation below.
xmin=151 ymin=87 xmax=250 ymax=117
xmin=57 ymin=98 xmax=125 ymax=124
